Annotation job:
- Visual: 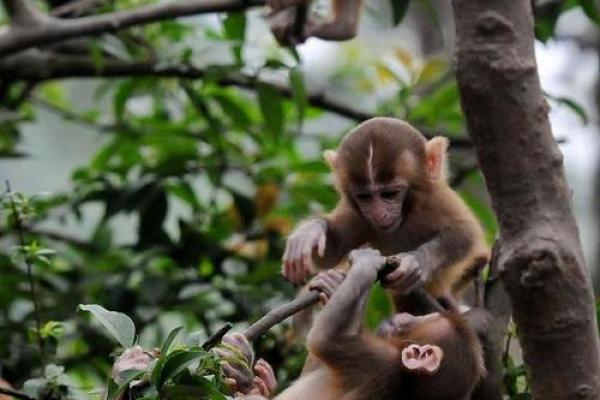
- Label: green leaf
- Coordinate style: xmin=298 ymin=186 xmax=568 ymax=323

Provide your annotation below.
xmin=106 ymin=370 xmax=146 ymax=400
xmin=161 ymin=326 xmax=184 ymax=355
xmin=544 ymin=91 xmax=589 ymax=125
xmin=289 ymin=67 xmax=307 ymax=125
xmin=78 ymin=304 xmax=135 ymax=348
xmin=153 ymin=349 xmax=209 ymax=389
xmin=365 ymin=284 xmax=392 ymax=330
xmin=390 ymin=0 xmax=411 ymax=25
xmin=580 ymin=0 xmax=600 ymax=25
xmin=257 ymin=82 xmax=284 ymax=139
xmin=161 ymin=379 xmax=227 ymax=400
xmin=223 ymin=12 xmax=246 ymax=65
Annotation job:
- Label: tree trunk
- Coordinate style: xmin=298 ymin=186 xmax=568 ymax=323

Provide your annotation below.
xmin=451 ymin=1 xmax=600 ymax=399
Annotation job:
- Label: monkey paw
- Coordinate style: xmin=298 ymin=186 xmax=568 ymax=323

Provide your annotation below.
xmin=308 ymin=269 xmax=346 ymax=305
xmin=348 ymin=248 xmax=386 ymax=278
xmin=381 ymin=253 xmax=426 ymax=295
xmin=282 ymin=219 xmax=327 ymax=285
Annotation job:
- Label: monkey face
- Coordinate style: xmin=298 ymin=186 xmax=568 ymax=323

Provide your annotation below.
xmin=352 ymin=183 xmax=408 ymax=233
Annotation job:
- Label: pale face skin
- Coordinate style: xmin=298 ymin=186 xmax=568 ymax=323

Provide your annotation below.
xmin=351 ymin=180 xmax=409 ymax=233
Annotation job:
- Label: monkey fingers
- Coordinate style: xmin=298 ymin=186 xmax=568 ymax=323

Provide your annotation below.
xmin=253 ymin=359 xmax=277 ymax=396
xmin=222 ymin=362 xmax=254 ymax=394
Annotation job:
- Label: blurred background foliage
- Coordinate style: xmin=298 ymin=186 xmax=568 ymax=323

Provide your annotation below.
xmin=0 ymin=0 xmax=599 ymax=399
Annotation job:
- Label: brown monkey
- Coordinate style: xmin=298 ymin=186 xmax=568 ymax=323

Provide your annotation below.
xmin=283 ymin=117 xmax=489 ymax=312
xmin=222 ymin=249 xmax=485 ymax=400
xmin=266 ymin=0 xmax=364 ymax=45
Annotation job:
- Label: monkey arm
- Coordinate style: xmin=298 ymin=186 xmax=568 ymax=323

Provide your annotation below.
xmin=313 ymin=202 xmax=369 ymax=269
xmin=307 ymin=249 xmax=395 ymax=363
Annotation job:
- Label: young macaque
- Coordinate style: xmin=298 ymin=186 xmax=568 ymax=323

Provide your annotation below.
xmin=266 ymin=0 xmax=363 ymax=45
xmin=283 ymin=117 xmax=489 ymax=312
xmin=221 ymin=249 xmax=485 ymax=400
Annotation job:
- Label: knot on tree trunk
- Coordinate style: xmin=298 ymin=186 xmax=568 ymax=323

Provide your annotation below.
xmin=476 ymin=12 xmax=514 ymax=41
xmin=501 ymin=238 xmax=576 ymax=291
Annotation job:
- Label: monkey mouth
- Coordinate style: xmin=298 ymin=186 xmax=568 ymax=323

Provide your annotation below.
xmin=379 ymin=219 xmax=401 ymax=233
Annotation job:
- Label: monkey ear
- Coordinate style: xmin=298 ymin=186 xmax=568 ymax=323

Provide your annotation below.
xmin=401 ymin=344 xmax=443 ymax=375
xmin=323 ymin=150 xmax=338 ymax=170
xmin=425 ymin=137 xmax=449 ymax=181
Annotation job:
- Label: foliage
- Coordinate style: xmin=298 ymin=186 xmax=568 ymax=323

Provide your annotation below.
xmin=0 ymin=1 xmax=595 ymax=399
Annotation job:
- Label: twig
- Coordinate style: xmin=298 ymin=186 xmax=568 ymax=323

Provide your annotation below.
xmin=243 ymin=290 xmax=320 ymax=342
xmin=202 ymin=323 xmax=233 ymax=350
xmin=0 ymin=387 xmax=34 ymax=400
xmin=0 ymin=0 xmax=265 ymax=56
xmin=4 ymin=181 xmax=45 ymax=358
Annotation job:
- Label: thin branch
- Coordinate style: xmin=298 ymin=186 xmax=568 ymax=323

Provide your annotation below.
xmin=5 ymin=181 xmax=45 ymax=359
xmin=0 ymin=387 xmax=34 ymax=400
xmin=0 ymin=0 xmax=264 ymax=56
xmin=243 ymin=290 xmax=319 ymax=342
xmin=0 ymin=51 xmax=473 ymax=147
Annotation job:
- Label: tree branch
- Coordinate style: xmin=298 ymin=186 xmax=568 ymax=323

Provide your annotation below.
xmin=453 ymin=0 xmax=600 ymax=398
xmin=0 ymin=50 xmax=475 ymax=147
xmin=0 ymin=0 xmax=264 ymax=56
xmin=1 ymin=0 xmax=45 ymax=25
xmin=0 ymin=387 xmax=34 ymax=400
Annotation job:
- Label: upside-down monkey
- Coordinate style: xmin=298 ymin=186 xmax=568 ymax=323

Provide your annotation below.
xmin=219 ymin=249 xmax=486 ymax=400
xmin=282 ymin=117 xmax=489 ymax=312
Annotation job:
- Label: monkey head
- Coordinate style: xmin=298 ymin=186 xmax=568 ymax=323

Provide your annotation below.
xmin=378 ymin=311 xmax=485 ymax=399
xmin=323 ymin=117 xmax=448 ymax=233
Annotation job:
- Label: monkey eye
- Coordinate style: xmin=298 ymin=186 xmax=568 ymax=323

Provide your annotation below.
xmin=381 ymin=191 xmax=399 ymax=199
xmin=356 ymin=193 xmax=372 ymax=201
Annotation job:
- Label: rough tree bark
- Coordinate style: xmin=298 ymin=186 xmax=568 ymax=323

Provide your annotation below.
xmin=452 ymin=1 xmax=600 ymax=399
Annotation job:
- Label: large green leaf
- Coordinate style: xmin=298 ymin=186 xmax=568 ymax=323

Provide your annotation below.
xmin=78 ymin=304 xmax=136 ymax=348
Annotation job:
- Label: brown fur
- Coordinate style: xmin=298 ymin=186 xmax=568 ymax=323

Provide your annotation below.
xmin=315 ymin=117 xmax=489 ymax=307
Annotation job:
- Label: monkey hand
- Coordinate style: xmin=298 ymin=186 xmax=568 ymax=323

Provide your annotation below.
xmin=216 ymin=333 xmax=276 ymax=397
xmin=111 ymin=345 xmax=155 ymax=385
xmin=381 ymin=253 xmax=426 ymax=296
xmin=282 ymin=219 xmax=327 ymax=285
xmin=348 ymin=248 xmax=386 ymax=281
xmin=308 ymin=269 xmax=346 ymax=305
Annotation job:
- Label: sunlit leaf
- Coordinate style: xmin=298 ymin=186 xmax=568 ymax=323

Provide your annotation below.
xmin=78 ymin=304 xmax=135 ymax=348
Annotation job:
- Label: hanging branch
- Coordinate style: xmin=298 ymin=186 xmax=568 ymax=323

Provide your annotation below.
xmin=5 ymin=181 xmax=45 ymax=358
